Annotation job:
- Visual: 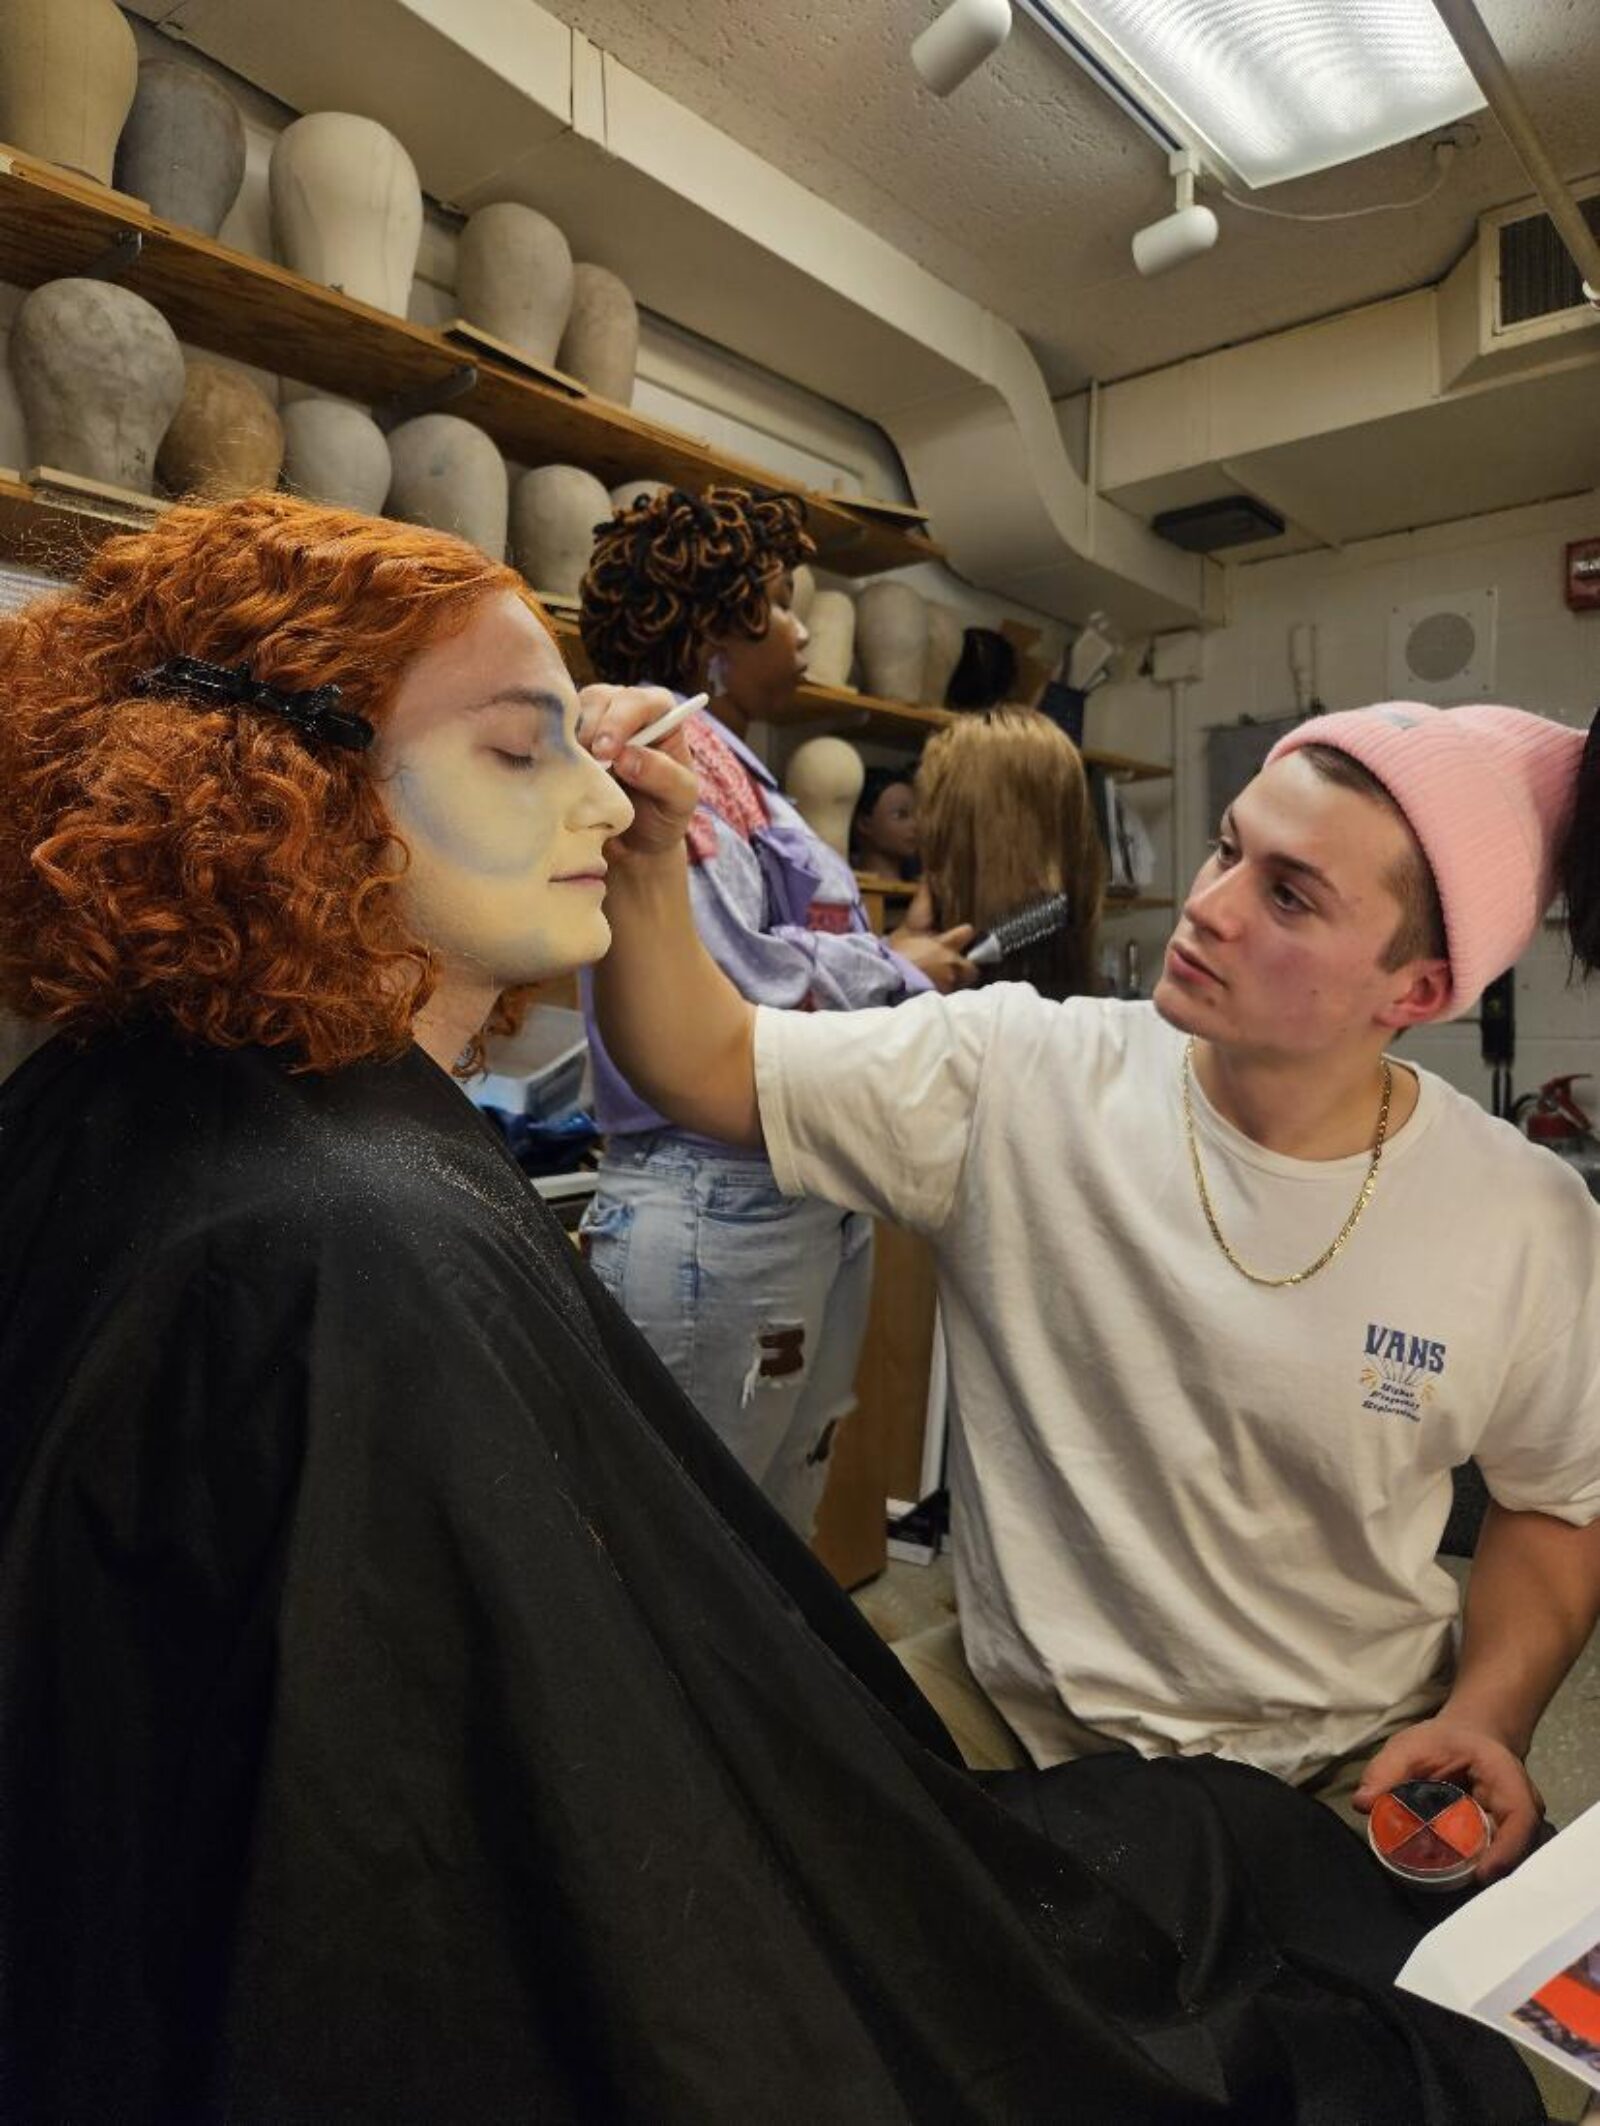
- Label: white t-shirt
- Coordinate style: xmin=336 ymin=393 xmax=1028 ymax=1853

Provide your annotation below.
xmin=756 ymin=989 xmax=1600 ymax=1782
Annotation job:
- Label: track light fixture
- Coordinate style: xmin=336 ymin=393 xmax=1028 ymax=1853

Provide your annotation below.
xmin=1130 ymin=149 xmax=1218 ymax=278
xmin=911 ymin=0 xmax=1013 ymax=98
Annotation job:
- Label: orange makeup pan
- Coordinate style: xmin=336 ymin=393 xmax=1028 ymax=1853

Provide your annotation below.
xmin=1368 ymin=1780 xmax=1491 ymax=1890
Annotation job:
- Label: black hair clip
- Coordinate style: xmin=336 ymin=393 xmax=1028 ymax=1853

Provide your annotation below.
xmin=131 ymin=656 xmax=374 ymax=753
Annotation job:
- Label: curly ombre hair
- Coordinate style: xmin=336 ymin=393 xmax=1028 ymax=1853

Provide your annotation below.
xmin=915 ymin=707 xmax=1106 ymax=1003
xmin=580 ymin=485 xmax=815 ymax=691
xmin=0 ymin=491 xmax=543 ymax=1072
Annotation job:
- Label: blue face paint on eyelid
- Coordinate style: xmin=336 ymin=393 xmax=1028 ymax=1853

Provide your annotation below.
xmin=491 ymin=731 xmax=588 ymax=772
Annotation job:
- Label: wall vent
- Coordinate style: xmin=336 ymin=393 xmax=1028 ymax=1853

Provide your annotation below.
xmin=1497 ymin=194 xmax=1600 ymax=329
xmin=1438 ymin=174 xmax=1600 ymax=389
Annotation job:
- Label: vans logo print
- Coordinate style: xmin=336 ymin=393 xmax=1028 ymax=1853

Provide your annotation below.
xmin=1359 ymin=1323 xmax=1446 ymax=1422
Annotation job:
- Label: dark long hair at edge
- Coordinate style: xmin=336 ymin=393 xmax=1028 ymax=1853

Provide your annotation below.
xmin=1562 ymin=707 xmax=1600 ymax=975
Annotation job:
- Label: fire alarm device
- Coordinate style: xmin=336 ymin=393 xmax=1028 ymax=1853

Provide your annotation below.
xmin=1566 ymin=538 xmax=1600 ymax=612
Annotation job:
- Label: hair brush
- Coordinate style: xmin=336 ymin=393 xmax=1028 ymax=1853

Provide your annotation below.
xmin=967 ymin=891 xmax=1071 ymax=968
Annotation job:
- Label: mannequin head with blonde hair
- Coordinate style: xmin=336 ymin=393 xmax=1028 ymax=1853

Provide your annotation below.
xmin=915 ymin=706 xmax=1104 ymax=1001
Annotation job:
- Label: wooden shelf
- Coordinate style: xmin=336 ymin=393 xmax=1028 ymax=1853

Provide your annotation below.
xmin=0 ymin=485 xmax=1180 ymax=803
xmin=771 ymin=682 xmax=1174 ymax=779
xmin=0 ymin=146 xmax=940 ymax=579
xmin=553 ymin=635 xmax=955 ymax=748
xmin=853 ymin=880 xmax=1171 ymax=915
xmin=1087 ymin=748 xmax=1172 ymax=783
xmin=0 ymin=471 xmax=163 ymax=572
xmin=854 ymin=876 xmax=1168 ymax=914
xmin=775 ymin=681 xmax=955 ymax=746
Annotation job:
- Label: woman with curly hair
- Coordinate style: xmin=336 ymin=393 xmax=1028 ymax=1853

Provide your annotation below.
xmin=577 ymin=486 xmax=973 ymax=1533
xmin=913 ymin=706 xmax=1106 ymax=1004
xmin=0 ymin=493 xmax=1548 ymax=2126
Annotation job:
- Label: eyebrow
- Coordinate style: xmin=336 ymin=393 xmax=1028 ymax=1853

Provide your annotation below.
xmin=466 ymin=686 xmax=569 ymax=718
xmin=1219 ymin=806 xmax=1343 ymax=901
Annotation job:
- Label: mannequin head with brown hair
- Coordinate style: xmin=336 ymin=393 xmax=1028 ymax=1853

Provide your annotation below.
xmin=915 ymin=706 xmax=1104 ymax=1001
xmin=0 ymin=491 xmax=630 ymax=1074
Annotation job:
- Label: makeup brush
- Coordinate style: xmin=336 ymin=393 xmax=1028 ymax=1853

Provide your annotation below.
xmin=600 ymin=692 xmax=709 ymax=773
xmin=967 ymin=891 xmax=1071 ymax=968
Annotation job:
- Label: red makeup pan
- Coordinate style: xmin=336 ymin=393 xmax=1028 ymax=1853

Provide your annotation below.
xmin=1368 ymin=1779 xmax=1491 ymax=1889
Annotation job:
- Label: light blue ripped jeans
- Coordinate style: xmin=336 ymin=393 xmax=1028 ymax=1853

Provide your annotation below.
xmin=579 ymin=1133 xmax=874 ymax=1537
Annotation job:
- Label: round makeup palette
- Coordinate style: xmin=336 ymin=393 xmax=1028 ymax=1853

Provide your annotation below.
xmin=1367 ymin=1778 xmax=1491 ymax=1890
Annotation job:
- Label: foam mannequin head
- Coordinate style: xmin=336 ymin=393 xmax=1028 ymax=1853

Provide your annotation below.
xmin=784 ymin=736 xmax=865 ymax=859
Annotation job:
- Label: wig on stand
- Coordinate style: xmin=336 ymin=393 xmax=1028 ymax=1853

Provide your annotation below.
xmin=916 ymin=706 xmax=1105 ymax=1000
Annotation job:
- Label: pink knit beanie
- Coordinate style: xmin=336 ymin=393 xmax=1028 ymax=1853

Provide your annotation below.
xmin=1267 ymin=702 xmax=1584 ymax=1018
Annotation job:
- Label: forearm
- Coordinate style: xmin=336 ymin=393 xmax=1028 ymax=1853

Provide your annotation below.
xmin=596 ymin=848 xmax=762 ymax=1148
xmin=1443 ymin=1503 xmax=1600 ymax=1755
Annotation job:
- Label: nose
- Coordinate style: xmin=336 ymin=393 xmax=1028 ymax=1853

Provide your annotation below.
xmin=570 ymin=748 xmax=635 ymax=837
xmin=1183 ymin=856 xmax=1244 ymax=939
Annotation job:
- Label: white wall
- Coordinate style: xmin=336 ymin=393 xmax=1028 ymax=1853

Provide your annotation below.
xmin=1088 ymin=490 xmax=1600 ymax=1107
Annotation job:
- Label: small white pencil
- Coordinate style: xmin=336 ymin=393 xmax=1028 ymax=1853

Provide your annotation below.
xmin=604 ymin=691 xmax=708 ymax=771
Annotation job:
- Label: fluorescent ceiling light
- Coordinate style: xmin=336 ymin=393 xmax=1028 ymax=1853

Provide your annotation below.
xmin=1019 ymin=0 xmax=1485 ymax=188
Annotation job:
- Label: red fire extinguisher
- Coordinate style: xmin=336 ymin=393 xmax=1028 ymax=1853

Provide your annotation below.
xmin=1512 ymin=1075 xmax=1600 ymax=1199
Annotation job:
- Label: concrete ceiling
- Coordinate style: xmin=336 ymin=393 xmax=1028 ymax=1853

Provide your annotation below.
xmin=534 ymin=0 xmax=1600 ymax=396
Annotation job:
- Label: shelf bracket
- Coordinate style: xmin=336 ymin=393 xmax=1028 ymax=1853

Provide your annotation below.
xmin=374 ymin=363 xmax=479 ymax=430
xmin=82 ymin=229 xmax=143 ymax=283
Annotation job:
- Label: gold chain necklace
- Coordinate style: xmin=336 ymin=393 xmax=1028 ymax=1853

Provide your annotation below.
xmin=1181 ymin=1038 xmax=1393 ymax=1288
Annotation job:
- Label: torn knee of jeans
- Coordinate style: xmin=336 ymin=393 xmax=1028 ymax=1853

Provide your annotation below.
xmin=804 ymin=1418 xmax=838 ymax=1468
xmin=757 ymin=1321 xmax=805 ymax=1380
xmin=740 ymin=1319 xmax=806 ymax=1403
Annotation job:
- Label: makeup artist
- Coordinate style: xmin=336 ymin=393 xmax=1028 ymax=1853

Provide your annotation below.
xmin=589 ymin=692 xmax=1600 ymax=1880
xmin=576 ymin=486 xmax=974 ymax=1533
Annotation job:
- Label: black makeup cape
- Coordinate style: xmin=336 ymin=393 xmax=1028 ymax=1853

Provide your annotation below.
xmin=0 ymin=1029 xmax=1537 ymax=2125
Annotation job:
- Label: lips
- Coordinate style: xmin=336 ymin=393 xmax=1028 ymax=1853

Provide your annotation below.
xmin=552 ymin=869 xmax=608 ymax=886
xmin=1168 ymin=939 xmax=1222 ymax=984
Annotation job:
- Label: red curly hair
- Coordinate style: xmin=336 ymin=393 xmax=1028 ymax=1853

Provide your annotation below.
xmin=0 ymin=491 xmax=549 ymax=1072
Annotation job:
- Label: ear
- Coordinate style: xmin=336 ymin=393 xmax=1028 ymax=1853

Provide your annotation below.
xmin=1376 ymin=957 xmax=1452 ymax=1030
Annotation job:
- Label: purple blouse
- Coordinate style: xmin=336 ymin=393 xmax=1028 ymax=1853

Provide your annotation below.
xmin=582 ymin=711 xmax=928 ymax=1138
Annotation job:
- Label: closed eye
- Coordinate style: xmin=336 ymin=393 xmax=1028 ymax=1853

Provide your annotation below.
xmin=490 ymin=749 xmax=538 ymax=771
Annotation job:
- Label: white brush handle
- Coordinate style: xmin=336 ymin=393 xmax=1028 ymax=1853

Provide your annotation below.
xmin=600 ymin=692 xmax=709 ymax=774
xmin=632 ymin=692 xmax=708 ymax=751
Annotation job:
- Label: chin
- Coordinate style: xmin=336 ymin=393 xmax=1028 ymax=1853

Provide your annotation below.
xmin=582 ymin=912 xmax=613 ymax=966
xmin=558 ymin=909 xmax=614 ymax=974
xmin=1151 ymin=970 xmax=1207 ymax=1033
xmin=497 ymin=916 xmax=611 ymax=989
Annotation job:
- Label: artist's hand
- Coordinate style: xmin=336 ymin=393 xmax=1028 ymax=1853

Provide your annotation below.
xmin=1352 ymin=1716 xmax=1546 ymax=1881
xmin=889 ymin=922 xmax=979 ymax=994
xmin=887 ymin=880 xmax=977 ymax=993
xmin=576 ymin=685 xmax=699 ymax=862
